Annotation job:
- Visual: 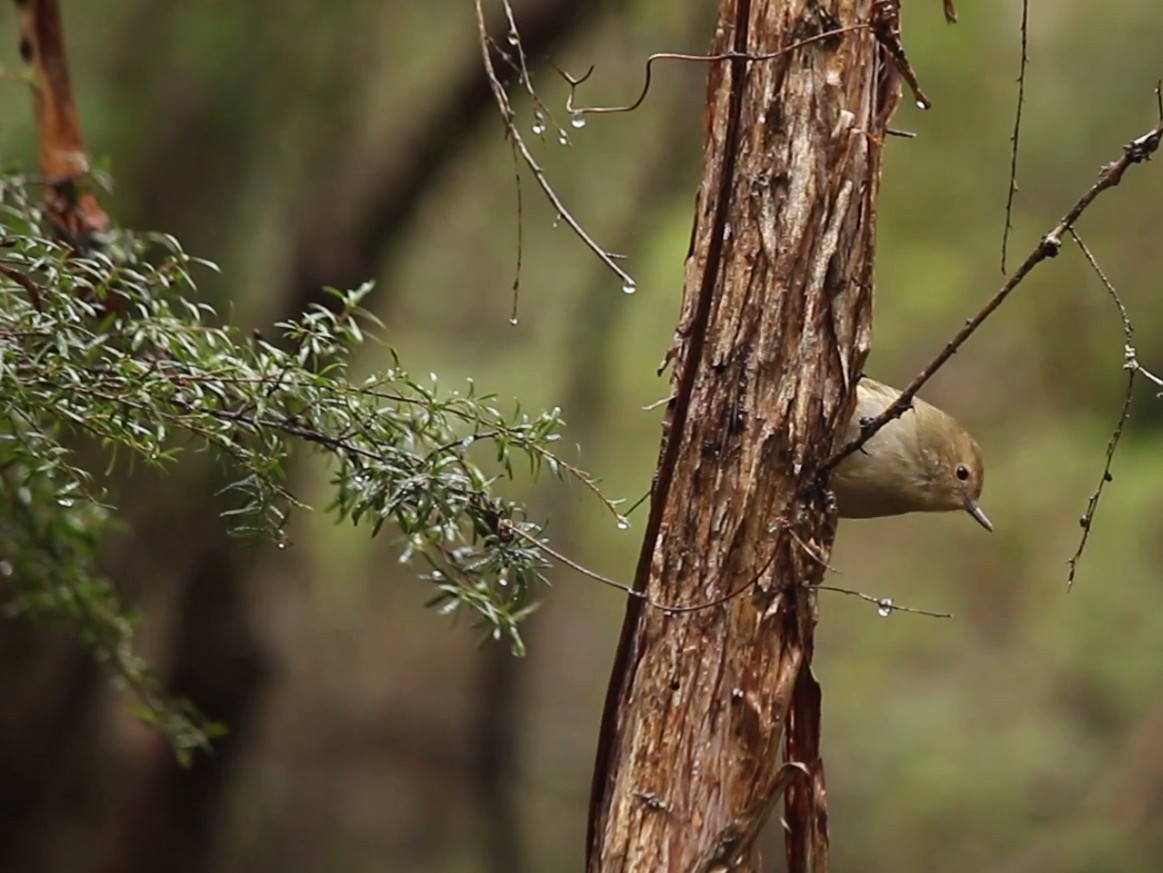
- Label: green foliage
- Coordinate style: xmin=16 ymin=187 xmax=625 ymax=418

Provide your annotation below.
xmin=0 ymin=175 xmax=602 ymax=758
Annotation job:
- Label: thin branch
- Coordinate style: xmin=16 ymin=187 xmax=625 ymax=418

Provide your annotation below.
xmin=507 ymin=141 xmax=524 ymax=325
xmin=1001 ymin=0 xmax=1030 ymax=273
xmin=825 ymin=118 xmax=1163 ymax=473
xmin=1064 ymin=229 xmax=1161 ymax=588
xmin=504 ymin=513 xmax=781 ymax=616
xmin=558 ymin=14 xmax=934 ymax=119
xmin=494 ymin=0 xmax=568 ymax=142
xmin=1068 ymin=229 xmax=1163 ymax=391
xmin=502 ymin=519 xmax=769 ymax=614
xmin=508 ymin=519 xmax=949 ymax=621
xmin=474 ymin=0 xmax=637 ymax=293
xmin=812 ymin=584 xmax=952 ymax=619
xmin=501 ymin=521 xmax=645 ymax=599
xmin=558 ymin=26 xmax=866 ymax=118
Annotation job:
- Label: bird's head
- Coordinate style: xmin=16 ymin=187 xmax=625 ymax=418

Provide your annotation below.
xmin=909 ymin=403 xmax=991 ymax=531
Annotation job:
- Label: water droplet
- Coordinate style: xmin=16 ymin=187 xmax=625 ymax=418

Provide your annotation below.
xmin=570 ymin=114 xmax=587 ymax=129
xmin=552 ymin=213 xmax=561 ymax=228
xmin=621 ymin=280 xmax=637 ymax=295
xmin=57 ymin=497 xmax=74 ymax=507
xmin=915 ymin=99 xmax=931 ymax=110
xmin=877 ymin=598 xmax=894 ymax=618
xmin=508 ymin=316 xmax=519 ymax=326
xmin=558 ymin=132 xmax=569 ymax=145
xmin=0 ymin=560 xmax=12 ymax=577
xmin=506 ymin=29 xmax=520 ymax=45
xmin=277 ymin=542 xmax=287 ymax=550
xmin=531 ymin=113 xmax=546 ymax=135
xmin=616 ymin=517 xmax=631 ymax=530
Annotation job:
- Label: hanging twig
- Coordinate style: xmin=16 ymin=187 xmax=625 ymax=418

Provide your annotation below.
xmin=474 ymin=0 xmax=638 ymax=293
xmin=1065 ymin=229 xmax=1163 ymax=588
xmin=1000 ymin=0 xmax=1030 ymax=273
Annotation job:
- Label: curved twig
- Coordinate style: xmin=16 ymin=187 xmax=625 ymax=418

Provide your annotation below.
xmin=1065 ymin=229 xmax=1162 ymax=588
xmin=558 ymin=26 xmax=866 ymax=118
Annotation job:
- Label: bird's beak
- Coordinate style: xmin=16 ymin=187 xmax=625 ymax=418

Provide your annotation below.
xmin=963 ymin=495 xmax=993 ymax=532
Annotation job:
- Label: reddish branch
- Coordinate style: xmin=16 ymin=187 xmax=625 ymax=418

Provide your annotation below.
xmin=11 ymin=0 xmax=108 ymax=249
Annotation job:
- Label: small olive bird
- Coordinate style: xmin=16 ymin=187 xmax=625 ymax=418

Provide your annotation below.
xmin=832 ymin=377 xmax=991 ymax=531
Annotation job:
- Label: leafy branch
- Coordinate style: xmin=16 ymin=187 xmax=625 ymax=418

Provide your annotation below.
xmin=0 ymin=174 xmax=608 ymax=756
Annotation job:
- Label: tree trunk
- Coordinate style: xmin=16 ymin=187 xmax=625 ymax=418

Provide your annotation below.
xmin=587 ymin=1 xmax=899 ymax=871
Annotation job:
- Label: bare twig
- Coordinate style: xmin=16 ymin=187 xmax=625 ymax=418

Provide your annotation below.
xmin=1069 ymin=230 xmax=1163 ymax=392
xmin=825 ymin=118 xmax=1163 ymax=473
xmin=508 ymin=518 xmax=948 ymax=621
xmin=1065 ymin=229 xmax=1162 ymax=587
xmin=558 ymin=26 xmax=866 ymax=118
xmin=494 ymin=0 xmax=567 ymax=141
xmin=504 ymin=519 xmax=773 ymax=615
xmin=791 ymin=530 xmax=954 ymax=618
xmin=813 ymin=584 xmax=952 ymax=619
xmin=557 ymin=13 xmax=935 ymax=121
xmin=474 ymin=0 xmax=637 ymax=293
xmin=506 ymin=142 xmax=524 ymax=325
xmin=499 ymin=521 xmax=646 ymax=600
xmin=1001 ymin=0 xmax=1030 ymax=273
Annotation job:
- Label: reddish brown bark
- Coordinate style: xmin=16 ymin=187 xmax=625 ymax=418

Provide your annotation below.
xmin=12 ymin=0 xmax=108 ymax=248
xmin=587 ymin=2 xmax=899 ymax=870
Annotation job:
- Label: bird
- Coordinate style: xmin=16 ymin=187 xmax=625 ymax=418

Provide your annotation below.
xmin=832 ymin=376 xmax=992 ymax=531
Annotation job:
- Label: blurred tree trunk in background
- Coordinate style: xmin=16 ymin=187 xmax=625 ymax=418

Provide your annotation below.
xmin=0 ymin=622 xmax=102 ymax=873
xmin=95 ymin=517 xmax=272 ymax=873
xmin=587 ymin=1 xmax=895 ymax=870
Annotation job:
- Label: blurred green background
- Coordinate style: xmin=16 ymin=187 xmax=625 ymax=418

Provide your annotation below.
xmin=1 ymin=2 xmax=1162 ymax=872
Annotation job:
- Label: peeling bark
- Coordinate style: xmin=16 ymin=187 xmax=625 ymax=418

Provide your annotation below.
xmin=587 ymin=2 xmax=898 ymax=870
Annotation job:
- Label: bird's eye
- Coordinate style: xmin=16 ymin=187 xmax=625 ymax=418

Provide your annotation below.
xmin=955 ymin=465 xmax=970 ymax=481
